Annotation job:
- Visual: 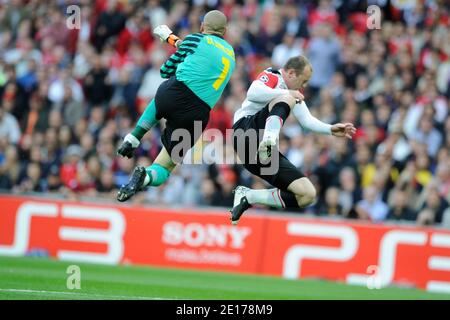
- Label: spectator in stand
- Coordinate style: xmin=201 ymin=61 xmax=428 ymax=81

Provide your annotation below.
xmin=83 ymin=54 xmax=113 ymax=108
xmin=355 ymin=185 xmax=389 ymax=222
xmin=386 ymin=188 xmax=417 ymax=222
xmin=210 ymin=166 xmax=236 ymax=208
xmin=416 ymin=184 xmax=450 ymax=226
xmin=318 ymin=186 xmax=344 ymax=217
xmin=338 ymin=47 xmax=365 ymax=89
xmin=411 ymin=115 xmax=443 ymax=159
xmin=93 ymin=0 xmax=126 ymax=52
xmin=1 ymin=0 xmax=31 ymax=39
xmin=435 ymin=160 xmax=450 ymax=203
xmin=16 ymin=161 xmax=45 ymax=193
xmin=96 ymin=169 xmax=116 ymax=195
xmin=46 ymin=164 xmax=63 ymax=192
xmin=308 ymin=0 xmax=339 ymax=31
xmin=0 ymin=142 xmax=21 ymax=189
xmin=271 ymin=34 xmax=304 ymax=69
xmin=0 ymin=103 xmax=21 ymax=144
xmin=307 ymin=22 xmax=340 ymax=95
xmin=199 ymin=177 xmax=216 ymax=206
xmin=136 ymin=49 xmax=166 ymax=114
xmin=35 ymin=5 xmax=69 ymax=47
xmin=337 ymin=166 xmax=361 ymax=216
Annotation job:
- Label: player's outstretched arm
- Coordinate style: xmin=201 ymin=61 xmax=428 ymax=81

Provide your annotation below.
xmin=153 ymin=24 xmax=182 ymax=48
xmin=292 ymin=101 xmax=332 ymax=135
xmin=293 ymin=101 xmax=356 ymax=138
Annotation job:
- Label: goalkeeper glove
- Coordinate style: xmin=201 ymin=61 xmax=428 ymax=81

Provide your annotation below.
xmin=153 ymin=25 xmax=180 ymax=47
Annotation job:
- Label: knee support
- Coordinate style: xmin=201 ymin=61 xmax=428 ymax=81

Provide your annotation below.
xmin=269 ymin=101 xmax=291 ymax=122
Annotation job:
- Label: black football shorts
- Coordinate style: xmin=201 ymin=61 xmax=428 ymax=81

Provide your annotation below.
xmin=232 ymin=105 xmax=304 ymax=190
xmin=154 ymin=76 xmax=210 ymax=163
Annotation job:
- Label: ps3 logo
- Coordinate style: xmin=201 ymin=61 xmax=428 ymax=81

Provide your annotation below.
xmin=282 ymin=221 xmax=450 ymax=292
xmin=0 ymin=202 xmax=125 ymax=264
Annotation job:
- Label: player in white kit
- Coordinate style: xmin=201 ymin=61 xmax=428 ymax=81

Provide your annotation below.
xmin=230 ymin=55 xmax=356 ymax=224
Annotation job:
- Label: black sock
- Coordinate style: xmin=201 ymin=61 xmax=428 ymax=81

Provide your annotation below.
xmin=131 ymin=125 xmax=147 ymax=141
xmin=269 ymin=101 xmax=291 ymax=122
xmin=280 ymin=190 xmax=299 ymax=208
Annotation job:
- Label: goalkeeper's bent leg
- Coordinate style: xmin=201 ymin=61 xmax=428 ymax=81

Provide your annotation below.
xmin=118 ymin=99 xmax=159 ymax=158
xmin=117 ymin=147 xmax=176 ymax=201
xmin=143 ymin=147 xmax=177 ymax=186
xmin=132 ymin=99 xmax=159 ymax=140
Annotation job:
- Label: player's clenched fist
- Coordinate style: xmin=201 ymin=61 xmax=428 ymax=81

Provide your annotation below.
xmin=153 ymin=25 xmax=173 ymax=41
xmin=153 ymin=25 xmax=180 ymax=47
xmin=289 ymin=90 xmax=304 ymax=103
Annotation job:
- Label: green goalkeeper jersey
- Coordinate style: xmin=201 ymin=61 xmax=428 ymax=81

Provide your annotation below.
xmin=160 ymin=33 xmax=235 ymax=109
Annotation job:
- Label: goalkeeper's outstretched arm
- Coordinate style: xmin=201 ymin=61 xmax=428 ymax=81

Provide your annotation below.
xmin=156 ymin=25 xmax=202 ymax=79
xmin=153 ymin=25 xmax=182 ymax=48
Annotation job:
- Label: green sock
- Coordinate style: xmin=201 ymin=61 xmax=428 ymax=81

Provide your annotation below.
xmin=132 ymin=99 xmax=159 ymax=140
xmin=131 ymin=126 xmax=147 ymax=140
xmin=145 ymin=164 xmax=171 ymax=187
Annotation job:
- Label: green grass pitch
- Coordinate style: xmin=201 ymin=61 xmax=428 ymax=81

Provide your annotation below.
xmin=0 ymin=256 xmax=449 ymax=300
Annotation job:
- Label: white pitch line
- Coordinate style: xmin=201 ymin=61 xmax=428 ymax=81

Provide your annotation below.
xmin=0 ymin=288 xmax=168 ymax=300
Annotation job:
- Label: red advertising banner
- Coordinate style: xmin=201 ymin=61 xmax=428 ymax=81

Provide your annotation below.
xmin=260 ymin=216 xmax=450 ymax=293
xmin=0 ymin=195 xmax=265 ymax=273
xmin=1 ymin=195 xmax=449 ymax=293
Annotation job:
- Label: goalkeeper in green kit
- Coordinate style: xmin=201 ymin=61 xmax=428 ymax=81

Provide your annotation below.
xmin=117 ymin=10 xmax=235 ymax=202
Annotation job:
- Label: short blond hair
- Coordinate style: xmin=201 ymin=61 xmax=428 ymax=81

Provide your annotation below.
xmin=283 ymin=55 xmax=312 ymax=75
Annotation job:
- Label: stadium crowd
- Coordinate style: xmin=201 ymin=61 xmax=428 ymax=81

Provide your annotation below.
xmin=0 ymin=0 xmax=449 ymax=226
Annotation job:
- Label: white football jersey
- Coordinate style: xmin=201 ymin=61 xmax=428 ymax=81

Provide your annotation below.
xmin=233 ymin=68 xmax=288 ymax=124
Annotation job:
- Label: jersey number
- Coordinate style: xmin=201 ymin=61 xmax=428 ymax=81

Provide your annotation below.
xmin=212 ymin=57 xmax=230 ymax=91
